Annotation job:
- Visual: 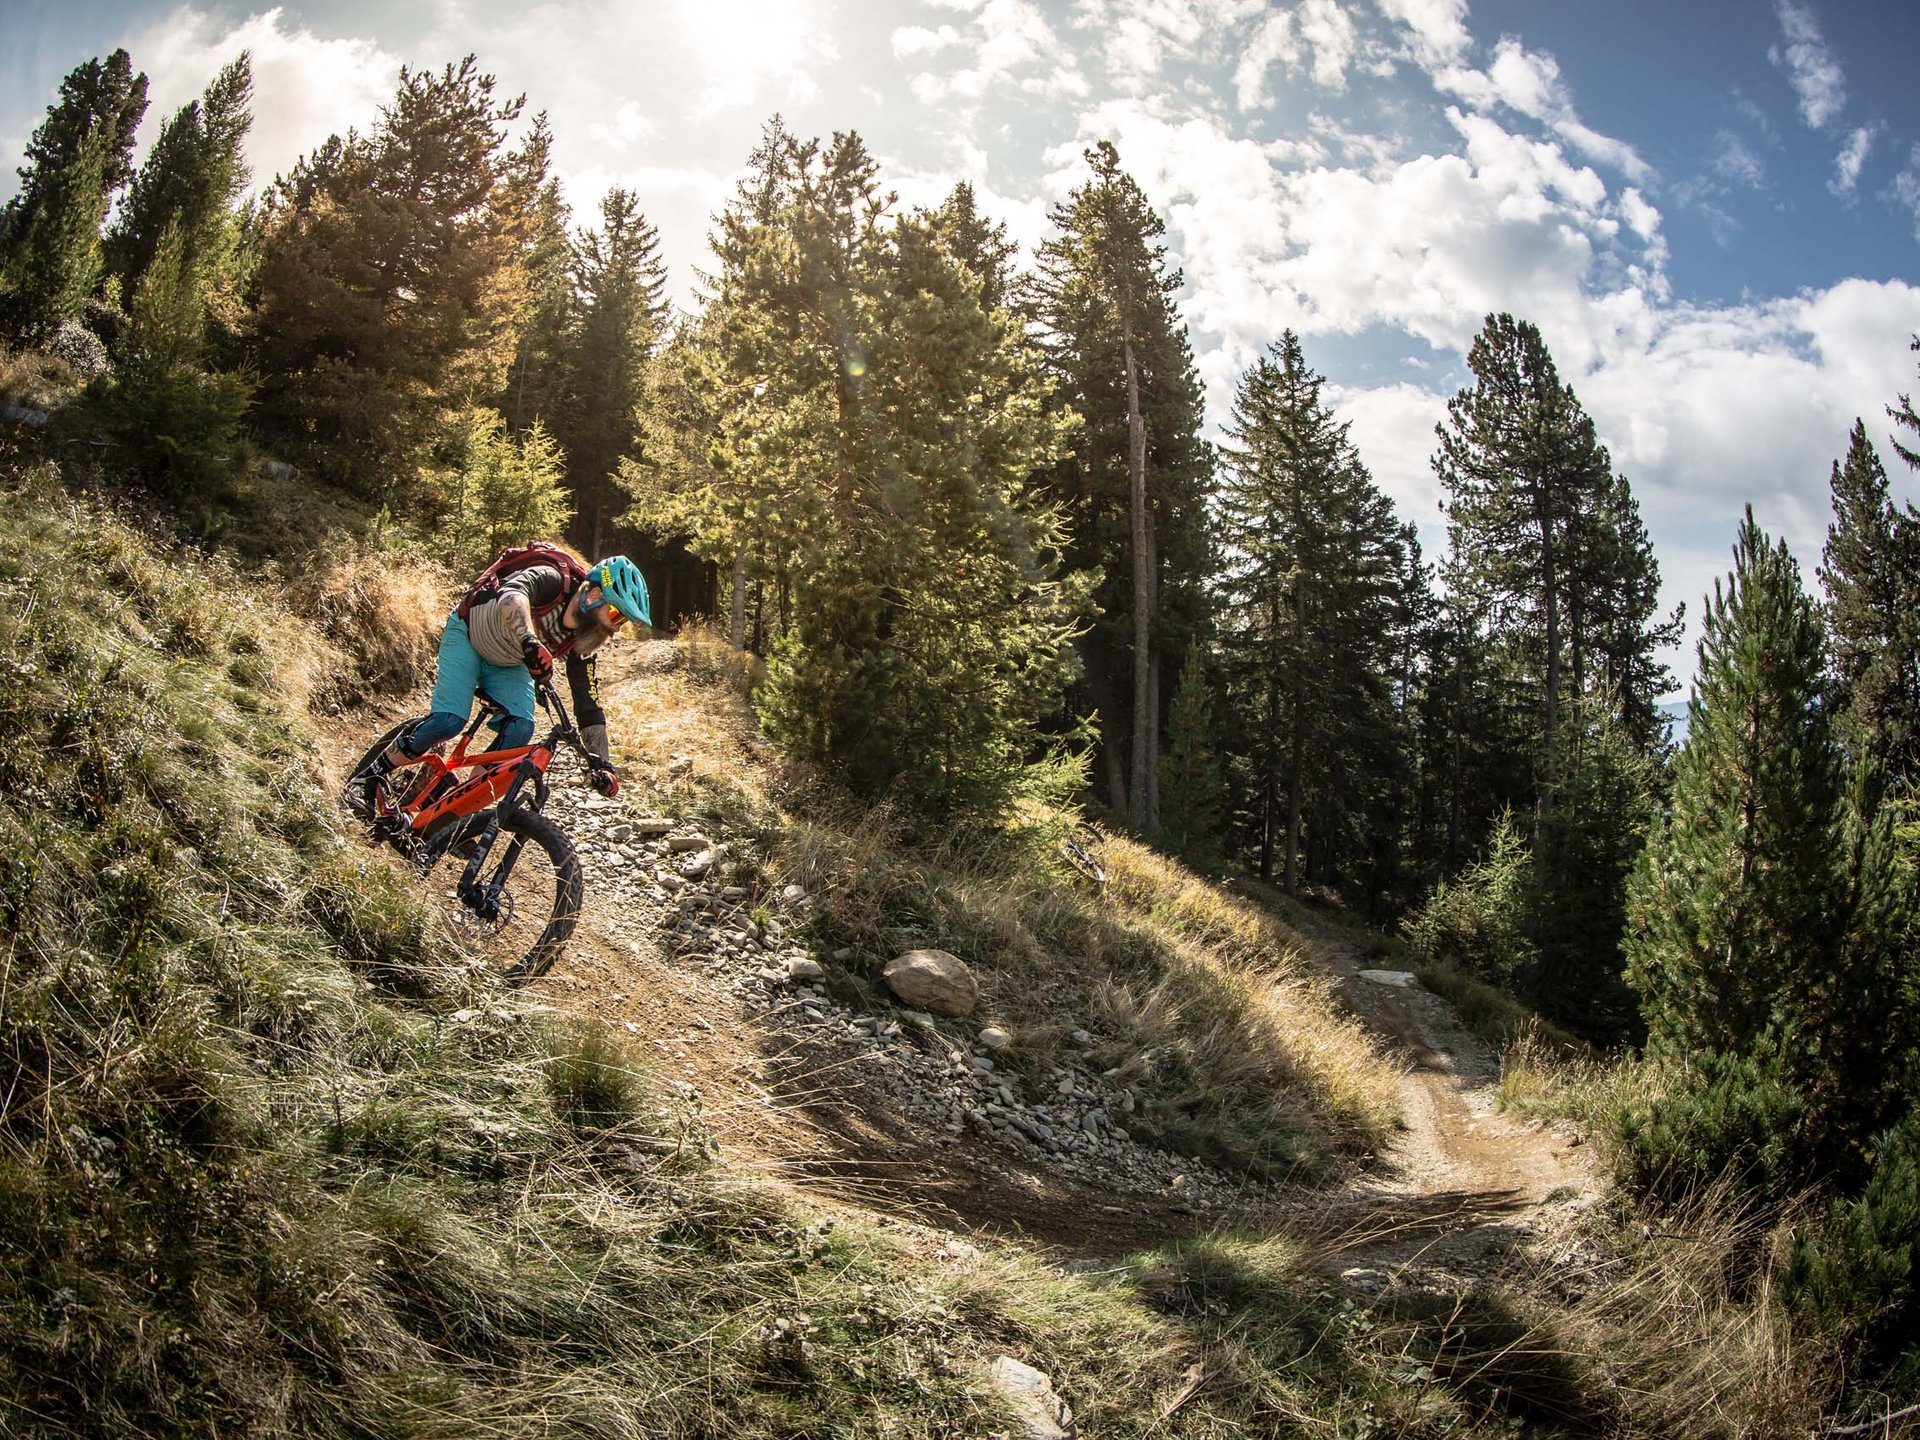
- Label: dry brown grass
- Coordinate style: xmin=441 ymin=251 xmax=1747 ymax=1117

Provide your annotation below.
xmin=1544 ymin=1179 xmax=1835 ymax=1438
xmin=1496 ymin=1026 xmax=1647 ymax=1133
xmin=285 ymin=544 xmax=450 ymax=712
xmin=0 ymin=341 xmax=81 ymax=410
xmin=597 ymin=631 xmax=779 ymax=826
xmin=1091 ymin=830 xmax=1401 ymax=1148
xmin=593 ymin=635 xmax=1400 ymax=1173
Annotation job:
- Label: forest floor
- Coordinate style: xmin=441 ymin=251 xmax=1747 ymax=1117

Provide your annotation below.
xmin=323 ymin=641 xmax=1600 ymax=1296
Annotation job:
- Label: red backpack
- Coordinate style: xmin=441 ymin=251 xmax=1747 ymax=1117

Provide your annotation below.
xmin=455 ymin=543 xmax=590 ymax=623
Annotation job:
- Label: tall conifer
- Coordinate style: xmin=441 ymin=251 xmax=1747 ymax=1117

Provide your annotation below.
xmin=250 ymin=57 xmax=525 ymax=495
xmin=558 ymin=188 xmax=667 ymax=556
xmin=0 ymin=49 xmax=148 ymax=337
xmin=106 ymin=54 xmax=252 ymax=291
xmin=1027 ymin=142 xmax=1210 ymax=825
xmin=661 ymin=126 xmax=1084 ymax=823
xmin=1626 ymin=509 xmax=1844 ymax=1059
xmin=1216 ymin=333 xmax=1407 ymax=895
xmin=1820 ymin=420 xmax=1920 ymax=790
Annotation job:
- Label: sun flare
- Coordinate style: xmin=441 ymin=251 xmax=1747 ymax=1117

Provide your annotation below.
xmin=675 ymin=0 xmax=817 ymax=77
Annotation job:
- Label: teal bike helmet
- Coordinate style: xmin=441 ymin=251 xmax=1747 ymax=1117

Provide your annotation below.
xmin=585 ymin=555 xmax=652 ymax=628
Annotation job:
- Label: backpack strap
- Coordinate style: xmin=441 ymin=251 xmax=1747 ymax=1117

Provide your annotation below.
xmin=456 ymin=543 xmax=589 ymax=621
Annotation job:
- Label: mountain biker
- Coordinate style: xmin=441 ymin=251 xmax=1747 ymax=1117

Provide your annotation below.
xmin=347 ymin=550 xmax=652 ymax=819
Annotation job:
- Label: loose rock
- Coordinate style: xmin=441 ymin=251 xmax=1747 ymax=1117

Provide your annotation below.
xmin=883 ymin=949 xmax=979 ymax=1017
xmin=986 ymin=1356 xmax=1075 ymax=1439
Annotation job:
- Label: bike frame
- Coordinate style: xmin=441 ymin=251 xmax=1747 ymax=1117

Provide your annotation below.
xmin=380 ymin=682 xmax=582 ymax=863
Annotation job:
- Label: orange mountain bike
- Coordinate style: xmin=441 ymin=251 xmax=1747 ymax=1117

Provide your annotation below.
xmin=344 ymin=682 xmax=588 ymax=980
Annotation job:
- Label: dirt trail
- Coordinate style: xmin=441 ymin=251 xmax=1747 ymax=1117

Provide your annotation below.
xmin=1283 ymin=905 xmax=1599 ymax=1287
xmin=323 ymin=646 xmax=1597 ymax=1275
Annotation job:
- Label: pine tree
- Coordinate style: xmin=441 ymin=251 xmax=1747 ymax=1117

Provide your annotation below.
xmin=440 ymin=408 xmax=572 ymax=573
xmin=557 ymin=188 xmax=667 ymax=556
xmin=1027 ymin=142 xmax=1212 ymax=826
xmin=1625 ymin=508 xmax=1919 ymax=1194
xmin=666 ymin=125 xmax=1084 ymax=823
xmin=1431 ymin=313 xmax=1678 ymax=1024
xmin=1434 ymin=317 xmax=1676 ymax=811
xmin=931 ymin=182 xmax=1016 ymax=314
xmin=1820 ymin=420 xmax=1920 ymax=790
xmin=1529 ymin=692 xmax=1656 ymax=1041
xmin=1215 ymin=333 xmax=1407 ymax=896
xmin=102 ymin=216 xmax=253 ymax=499
xmin=0 ymin=49 xmax=148 ymax=337
xmin=497 ymin=114 xmax=574 ymax=434
xmin=1626 ymin=508 xmax=1844 ymax=1060
xmin=250 ymin=57 xmax=525 ymax=496
xmin=105 ymin=54 xmax=252 ymax=291
xmin=1158 ymin=649 xmax=1226 ymax=863
xmin=1438 ymin=315 xmax=1603 ymax=829
xmin=1890 ymin=334 xmax=1920 ymax=471
xmin=633 ymin=118 xmax=802 ymax=654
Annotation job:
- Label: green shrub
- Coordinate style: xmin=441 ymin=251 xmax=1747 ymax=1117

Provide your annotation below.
xmin=1402 ymin=811 xmax=1536 ymax=988
xmin=1785 ymin=1105 xmax=1920 ymax=1389
xmin=1610 ymin=1046 xmax=1807 ymax=1205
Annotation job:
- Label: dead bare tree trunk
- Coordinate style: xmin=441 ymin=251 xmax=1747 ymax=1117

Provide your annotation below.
xmin=1144 ymin=502 xmax=1161 ymax=828
xmin=1124 ymin=318 xmax=1150 ymax=829
xmin=729 ymin=551 xmax=747 ymax=649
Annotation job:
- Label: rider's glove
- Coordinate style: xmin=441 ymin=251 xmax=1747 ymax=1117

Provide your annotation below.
xmin=521 ymin=636 xmax=554 ymax=682
xmin=589 ymin=757 xmax=620 ymax=799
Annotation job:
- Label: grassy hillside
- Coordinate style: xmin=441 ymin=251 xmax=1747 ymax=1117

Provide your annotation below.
xmin=0 ymin=458 xmax=1842 ymax=1437
xmin=618 ymin=629 xmax=1399 ymax=1182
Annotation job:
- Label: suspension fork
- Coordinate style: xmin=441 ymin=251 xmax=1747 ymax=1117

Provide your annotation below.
xmin=455 ymin=757 xmax=551 ymax=919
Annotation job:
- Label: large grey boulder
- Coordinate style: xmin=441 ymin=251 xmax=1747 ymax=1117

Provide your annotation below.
xmin=883 ymin=949 xmax=978 ymax=1017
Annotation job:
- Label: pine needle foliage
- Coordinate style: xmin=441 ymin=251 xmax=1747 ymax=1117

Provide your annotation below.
xmin=435 ymin=405 xmax=572 ymax=574
xmin=0 ymin=49 xmax=148 ymax=339
xmin=1625 ymin=508 xmax=1842 ymax=1064
xmin=1819 ymin=419 xmax=1920 ymax=790
xmin=1025 ymin=141 xmax=1213 ymax=826
xmin=104 ymin=54 xmax=253 ymax=294
xmin=249 ymin=57 xmax=528 ymax=497
xmin=1215 ymin=332 xmax=1410 ymax=897
xmin=1620 ymin=508 xmax=1914 ymax=1205
xmin=661 ymin=125 xmax=1088 ymax=827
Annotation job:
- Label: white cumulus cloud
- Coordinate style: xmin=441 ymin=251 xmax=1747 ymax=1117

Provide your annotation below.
xmin=1433 ymin=38 xmax=1649 ymax=181
xmin=910 ymin=0 xmax=1086 ymax=105
xmin=1374 ymin=0 xmax=1472 ymax=69
xmin=1770 ymin=0 xmax=1846 ymax=131
xmin=1233 ymin=9 xmax=1300 ymax=110
xmin=892 ymin=24 xmax=962 ymax=57
xmin=129 ymin=6 xmax=398 ymax=190
xmin=1298 ymin=0 xmax=1360 ymax=91
xmin=1829 ymin=122 xmax=1877 ymax=197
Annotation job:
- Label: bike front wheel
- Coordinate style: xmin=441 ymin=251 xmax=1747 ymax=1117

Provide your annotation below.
xmin=444 ymin=805 xmax=583 ymax=981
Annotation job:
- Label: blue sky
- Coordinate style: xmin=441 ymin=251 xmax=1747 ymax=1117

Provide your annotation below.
xmin=6 ymin=0 xmax=1920 ymax=695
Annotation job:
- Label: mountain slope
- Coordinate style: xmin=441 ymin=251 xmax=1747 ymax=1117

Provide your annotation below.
xmin=0 ymin=462 xmax=1820 ymax=1438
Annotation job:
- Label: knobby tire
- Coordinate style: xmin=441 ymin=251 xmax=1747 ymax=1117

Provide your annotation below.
xmin=345 ymin=724 xmax=584 ymax=979
xmin=490 ymin=806 xmax=582 ymax=980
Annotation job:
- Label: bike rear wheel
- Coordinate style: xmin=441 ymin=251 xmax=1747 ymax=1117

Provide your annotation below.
xmin=444 ymin=805 xmax=583 ymax=981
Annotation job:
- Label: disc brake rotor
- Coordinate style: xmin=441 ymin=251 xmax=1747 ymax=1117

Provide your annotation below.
xmin=446 ymin=888 xmax=516 ymax=939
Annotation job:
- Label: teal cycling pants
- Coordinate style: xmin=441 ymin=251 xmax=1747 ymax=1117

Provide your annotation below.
xmin=405 ymin=614 xmax=535 ymax=755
